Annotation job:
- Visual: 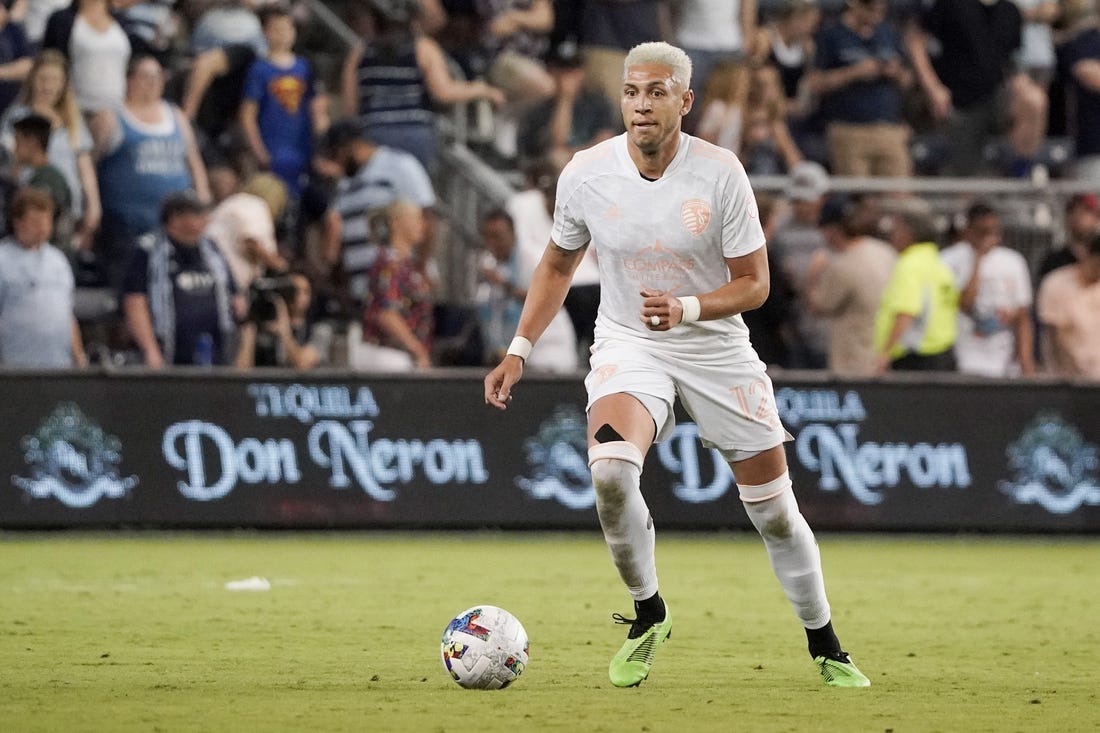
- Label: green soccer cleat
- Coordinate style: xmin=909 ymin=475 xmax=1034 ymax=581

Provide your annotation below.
xmin=608 ymin=605 xmax=673 ymax=687
xmin=815 ymin=653 xmax=871 ymax=688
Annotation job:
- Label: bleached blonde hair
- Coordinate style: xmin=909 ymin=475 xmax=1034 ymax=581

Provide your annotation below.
xmin=623 ymin=42 xmax=693 ymax=91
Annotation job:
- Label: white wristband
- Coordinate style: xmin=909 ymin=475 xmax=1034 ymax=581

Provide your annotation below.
xmin=506 ymin=336 xmax=533 ymax=361
xmin=678 ymin=296 xmax=701 ymax=323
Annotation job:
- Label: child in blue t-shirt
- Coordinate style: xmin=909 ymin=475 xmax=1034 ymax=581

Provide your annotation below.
xmin=240 ymin=5 xmax=326 ymax=198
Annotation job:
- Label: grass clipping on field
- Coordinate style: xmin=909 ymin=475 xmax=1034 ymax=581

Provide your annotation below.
xmin=1 ymin=533 xmax=1098 ymax=732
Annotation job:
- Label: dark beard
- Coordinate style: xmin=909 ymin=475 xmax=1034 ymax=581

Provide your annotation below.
xmin=343 ymin=157 xmax=359 ymax=177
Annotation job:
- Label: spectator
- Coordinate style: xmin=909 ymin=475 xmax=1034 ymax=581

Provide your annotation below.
xmin=475 ymin=206 xmax=578 ymax=373
xmin=1 ymin=50 xmax=101 ymax=252
xmin=1010 ymin=0 xmax=1058 ymax=84
xmin=694 ymin=58 xmax=751 ymax=152
xmin=190 ymin=0 xmax=265 ymax=57
xmin=477 ymin=0 xmax=556 ymax=107
xmin=905 ymin=0 xmax=1047 ymax=176
xmin=1056 ymin=1 xmax=1100 ymax=183
xmin=738 ymin=62 xmax=804 ymax=173
xmin=240 ymin=4 xmax=327 ymax=198
xmin=1038 ymin=192 xmax=1100 ymax=281
xmin=874 ymin=198 xmax=959 ymax=373
xmin=205 ymin=171 xmax=289 ymax=292
xmin=181 ymin=42 xmax=258 ymax=159
xmin=350 ymin=199 xmax=434 ymax=371
xmin=805 ymin=195 xmax=897 ymax=376
xmin=940 ymin=202 xmax=1035 ymax=377
xmin=206 ymin=158 xmax=242 ymax=205
xmin=11 ymin=113 xmax=71 ymax=246
xmin=517 ymin=49 xmax=616 ymax=170
xmin=770 ymin=160 xmax=830 ymax=368
xmin=321 ymin=118 xmax=436 ymax=307
xmin=501 ymin=170 xmax=579 ymax=373
xmin=92 ymin=54 xmax=210 ymax=289
xmin=475 ymin=208 xmax=524 ymax=363
xmin=751 ymin=0 xmax=820 ymax=119
xmin=17 ymin=0 xmax=69 ymax=48
xmin=740 ymin=191 xmax=795 ymax=367
xmin=122 ymin=191 xmax=241 ymax=368
xmin=114 ymin=0 xmax=179 ymax=62
xmin=235 ymin=271 xmax=331 ymax=369
xmin=579 ymin=0 xmax=668 ymax=114
xmin=42 ymin=0 xmax=132 ymax=115
xmin=340 ymin=0 xmax=504 ymax=171
xmin=0 ymin=0 xmax=31 ymax=117
xmin=807 ymin=0 xmax=913 ymax=177
xmin=1036 ymin=233 xmax=1100 ymax=378
xmin=674 ymin=0 xmax=757 ymax=134
xmin=0 ymin=186 xmax=86 ymax=368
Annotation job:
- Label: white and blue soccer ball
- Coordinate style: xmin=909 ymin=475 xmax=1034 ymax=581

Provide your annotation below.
xmin=440 ymin=605 xmax=529 ymax=689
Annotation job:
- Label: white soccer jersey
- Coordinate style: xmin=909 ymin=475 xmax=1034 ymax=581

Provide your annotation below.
xmin=552 ymin=132 xmax=766 ymax=358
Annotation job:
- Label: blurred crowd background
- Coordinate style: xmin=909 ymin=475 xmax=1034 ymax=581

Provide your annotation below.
xmin=0 ymin=0 xmax=1098 ymax=380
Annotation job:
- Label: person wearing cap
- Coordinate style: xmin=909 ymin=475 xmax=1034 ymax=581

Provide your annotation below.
xmin=1036 ymin=233 xmax=1100 ymax=378
xmin=770 ymin=160 xmax=830 ymax=368
xmin=1038 ymin=193 xmax=1100 ymax=282
xmin=873 ymin=199 xmax=959 ymax=372
xmin=940 ymin=202 xmax=1036 ymax=377
xmin=320 ymin=117 xmax=436 ymax=309
xmin=805 ymin=194 xmax=896 ymax=375
xmin=122 ymin=191 xmax=241 ymax=369
xmin=806 ymin=0 xmax=912 ymax=177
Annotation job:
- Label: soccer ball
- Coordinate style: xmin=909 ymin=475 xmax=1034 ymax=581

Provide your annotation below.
xmin=440 ymin=605 xmax=529 ymax=689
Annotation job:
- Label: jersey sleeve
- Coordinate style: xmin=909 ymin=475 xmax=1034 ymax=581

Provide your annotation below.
xmin=720 ymin=158 xmax=766 ymax=259
xmin=550 ymin=160 xmax=590 ymax=251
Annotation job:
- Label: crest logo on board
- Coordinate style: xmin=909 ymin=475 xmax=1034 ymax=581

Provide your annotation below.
xmin=999 ymin=412 xmax=1100 ymax=515
xmin=12 ymin=403 xmax=137 ymax=508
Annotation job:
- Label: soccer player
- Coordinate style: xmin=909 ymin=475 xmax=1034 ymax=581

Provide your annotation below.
xmin=483 ymin=41 xmax=870 ymax=689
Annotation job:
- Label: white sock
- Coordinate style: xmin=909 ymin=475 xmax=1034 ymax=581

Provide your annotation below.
xmin=739 ymin=472 xmax=831 ymax=629
xmin=589 ymin=441 xmax=657 ymax=601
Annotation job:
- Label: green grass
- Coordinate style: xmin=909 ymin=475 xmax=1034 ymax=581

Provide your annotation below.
xmin=2 ymin=533 xmax=1098 ymax=732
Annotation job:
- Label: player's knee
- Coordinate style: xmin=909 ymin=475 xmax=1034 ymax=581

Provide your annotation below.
xmin=739 ymin=472 xmax=799 ymax=541
xmin=588 ymin=441 xmax=643 ymax=497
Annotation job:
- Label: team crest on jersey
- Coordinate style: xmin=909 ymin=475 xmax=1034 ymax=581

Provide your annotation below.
xmin=680 ymin=199 xmax=711 ymax=236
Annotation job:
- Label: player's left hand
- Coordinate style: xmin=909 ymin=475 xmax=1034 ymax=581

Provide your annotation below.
xmin=639 ymin=287 xmax=684 ymax=331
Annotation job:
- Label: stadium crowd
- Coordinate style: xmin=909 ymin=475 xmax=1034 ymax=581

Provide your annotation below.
xmin=0 ymin=0 xmax=1098 ymax=379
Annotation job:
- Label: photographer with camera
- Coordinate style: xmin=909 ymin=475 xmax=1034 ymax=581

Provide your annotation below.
xmin=234 ymin=272 xmax=331 ymax=370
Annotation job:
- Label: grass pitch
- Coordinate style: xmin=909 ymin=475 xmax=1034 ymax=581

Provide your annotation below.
xmin=2 ymin=532 xmax=1098 ymax=733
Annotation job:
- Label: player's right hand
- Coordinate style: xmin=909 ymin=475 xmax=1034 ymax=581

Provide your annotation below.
xmin=484 ymin=356 xmax=524 ymax=410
